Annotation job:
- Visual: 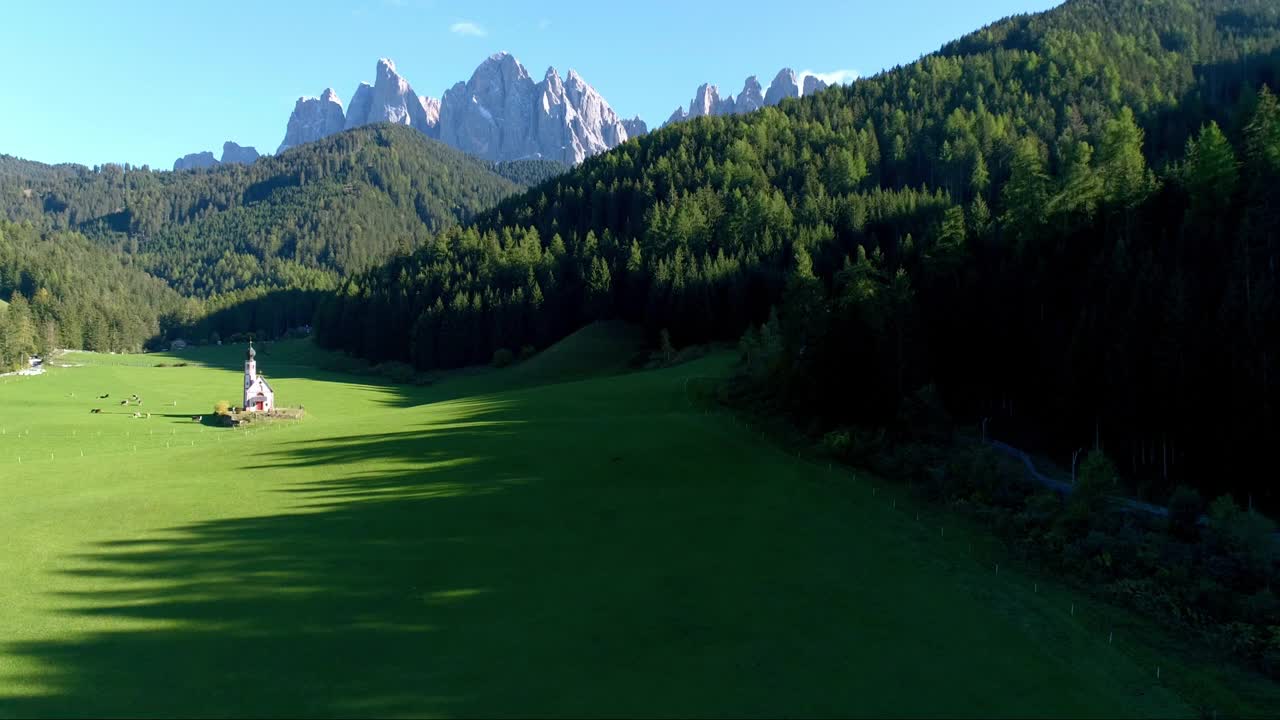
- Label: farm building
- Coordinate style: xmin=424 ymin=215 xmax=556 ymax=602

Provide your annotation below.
xmin=243 ymin=342 xmax=274 ymax=412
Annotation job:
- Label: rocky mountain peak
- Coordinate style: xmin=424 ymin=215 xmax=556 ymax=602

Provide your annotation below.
xmin=279 ymin=87 xmax=347 ymax=153
xmin=332 ymin=59 xmax=440 ymax=137
xmin=736 ymin=76 xmax=765 ymax=114
xmin=173 ymin=151 xmax=218 ymax=172
xmin=665 ymin=66 xmax=820 ymax=128
xmin=221 ymin=141 xmax=259 ymax=165
xmin=764 ymin=68 xmax=800 ymax=106
xmin=802 ymin=75 xmax=829 ymax=96
xmin=278 ymin=53 xmax=638 ymax=164
xmin=622 ymin=116 xmax=648 ymax=139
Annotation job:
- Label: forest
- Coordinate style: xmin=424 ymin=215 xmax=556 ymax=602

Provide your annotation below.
xmin=312 ymin=0 xmax=1280 ymax=514
xmin=0 ymin=124 xmax=557 ymax=365
xmin=1 ymin=124 xmax=530 ymax=298
xmin=0 ymin=220 xmax=183 ymax=369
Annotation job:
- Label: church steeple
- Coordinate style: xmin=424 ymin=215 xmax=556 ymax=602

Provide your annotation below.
xmin=244 ymin=341 xmax=257 ymax=388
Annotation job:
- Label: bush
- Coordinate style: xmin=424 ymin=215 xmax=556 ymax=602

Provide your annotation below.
xmin=1208 ymin=495 xmax=1277 ymax=584
xmin=897 ymin=384 xmax=954 ymax=443
xmin=821 ymin=429 xmax=851 ymax=457
xmin=1064 ymin=450 xmax=1118 ymax=529
xmin=518 ymin=345 xmax=537 ymax=362
xmin=1167 ymin=485 xmax=1204 ymax=540
xmin=492 ymin=348 xmax=514 ymax=368
xmin=659 ymin=328 xmax=675 ymax=366
xmin=373 ymin=361 xmax=416 ymax=384
xmin=213 ymin=400 xmax=231 ymax=416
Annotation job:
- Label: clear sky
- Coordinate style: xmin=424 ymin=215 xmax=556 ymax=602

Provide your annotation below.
xmin=0 ymin=0 xmax=1061 ymax=169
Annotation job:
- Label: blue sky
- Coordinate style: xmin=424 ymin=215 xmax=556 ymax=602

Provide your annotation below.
xmin=0 ymin=0 xmax=1061 ymax=168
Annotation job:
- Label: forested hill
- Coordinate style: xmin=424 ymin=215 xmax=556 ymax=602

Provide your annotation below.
xmin=1 ymin=125 xmax=523 ymax=297
xmin=0 ymin=220 xmax=184 ymax=368
xmin=316 ymin=0 xmax=1280 ymax=506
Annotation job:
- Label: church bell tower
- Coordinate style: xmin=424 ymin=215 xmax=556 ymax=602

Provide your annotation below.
xmin=244 ymin=341 xmax=257 ymax=391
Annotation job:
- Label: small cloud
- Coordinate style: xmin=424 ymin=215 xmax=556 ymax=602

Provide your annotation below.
xmin=450 ymin=20 xmax=487 ymax=37
xmin=799 ymin=68 xmax=860 ymax=88
xmin=537 ymin=18 xmax=551 ymax=30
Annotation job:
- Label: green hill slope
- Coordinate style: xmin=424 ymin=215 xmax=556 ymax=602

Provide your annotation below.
xmin=0 ymin=220 xmax=183 ymax=366
xmin=2 ymin=125 xmax=523 ymax=297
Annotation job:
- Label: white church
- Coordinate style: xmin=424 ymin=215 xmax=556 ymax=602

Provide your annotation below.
xmin=243 ymin=341 xmax=275 ymax=412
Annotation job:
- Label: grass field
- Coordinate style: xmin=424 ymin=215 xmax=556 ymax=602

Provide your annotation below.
xmin=0 ymin=326 xmax=1242 ymax=717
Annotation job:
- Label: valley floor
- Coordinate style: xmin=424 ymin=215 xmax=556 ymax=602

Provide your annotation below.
xmin=0 ymin=333 xmax=1215 ymax=717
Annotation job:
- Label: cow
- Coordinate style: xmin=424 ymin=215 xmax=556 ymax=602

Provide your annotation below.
xmin=90 ymin=408 xmax=101 ymax=414
xmin=119 ymin=400 xmax=128 ymax=406
xmin=192 ymin=415 xmax=203 ymax=423
xmin=98 ymin=394 xmax=109 ymax=399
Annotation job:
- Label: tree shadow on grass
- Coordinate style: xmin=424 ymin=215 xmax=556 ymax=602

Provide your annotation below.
xmin=0 ymin=397 xmax=579 ymax=718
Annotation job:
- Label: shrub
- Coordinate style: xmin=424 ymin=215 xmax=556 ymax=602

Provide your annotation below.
xmin=213 ymin=400 xmax=231 ymax=416
xmin=821 ymin=429 xmax=851 ymax=458
xmin=373 ymin=361 xmax=416 ymax=384
xmin=1208 ymin=495 xmax=1277 ymax=584
xmin=1167 ymin=485 xmax=1204 ymax=540
xmin=897 ymin=384 xmax=954 ymax=443
xmin=659 ymin=328 xmax=675 ymax=366
xmin=492 ymin=348 xmax=514 ymax=368
xmin=1064 ymin=450 xmax=1118 ymax=530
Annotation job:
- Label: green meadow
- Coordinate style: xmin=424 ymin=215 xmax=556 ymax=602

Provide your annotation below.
xmin=0 ymin=326 xmax=1221 ymax=717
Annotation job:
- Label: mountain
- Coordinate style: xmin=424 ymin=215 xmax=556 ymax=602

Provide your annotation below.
xmin=172 ymin=142 xmax=261 ymax=171
xmin=279 ymin=54 xmax=637 ymax=164
xmin=221 ymin=142 xmax=260 ymax=165
xmin=278 ymin=89 xmax=345 ymax=152
xmin=621 ymin=117 xmax=648 ymax=138
xmin=342 ymin=58 xmax=438 ymax=135
xmin=665 ymin=68 xmax=828 ymax=125
xmin=173 ymin=151 xmax=218 ymax=171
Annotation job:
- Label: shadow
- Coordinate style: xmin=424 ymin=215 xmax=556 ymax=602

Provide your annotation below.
xmin=151 ymin=289 xmax=329 ymax=351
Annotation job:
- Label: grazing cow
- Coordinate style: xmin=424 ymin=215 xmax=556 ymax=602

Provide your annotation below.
xmin=120 ymin=400 xmax=128 ymax=406
xmin=146 ymin=413 xmax=151 ymax=419
xmin=90 ymin=408 xmax=101 ymax=414
xmin=132 ymin=412 xmax=142 ymax=418
xmin=98 ymin=394 xmax=109 ymax=399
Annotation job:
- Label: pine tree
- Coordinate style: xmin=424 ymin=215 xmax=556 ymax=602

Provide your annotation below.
xmin=1099 ymin=107 xmax=1154 ymax=209
xmin=1182 ymin=122 xmax=1239 ymax=214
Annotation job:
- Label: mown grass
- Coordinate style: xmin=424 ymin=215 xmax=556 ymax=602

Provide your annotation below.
xmin=0 ymin=327 xmax=1224 ymax=717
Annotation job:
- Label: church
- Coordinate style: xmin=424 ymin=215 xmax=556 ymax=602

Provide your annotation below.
xmin=243 ymin=341 xmax=275 ymax=412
